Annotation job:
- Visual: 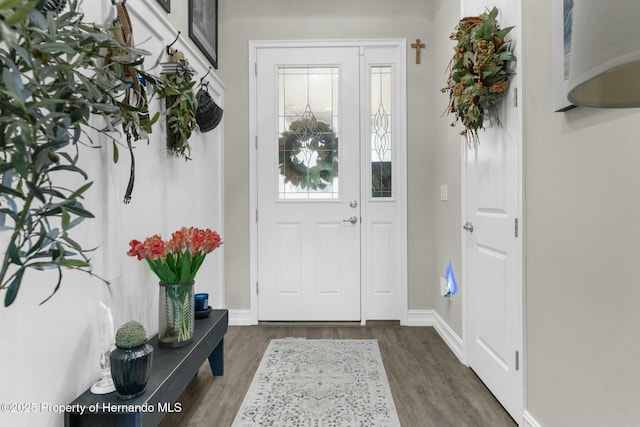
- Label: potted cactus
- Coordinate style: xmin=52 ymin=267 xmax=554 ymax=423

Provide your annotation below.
xmin=109 ymin=321 xmax=154 ymax=399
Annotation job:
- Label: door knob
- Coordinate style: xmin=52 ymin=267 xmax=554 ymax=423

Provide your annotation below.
xmin=463 ymin=222 xmax=474 ymax=232
xmin=343 ymin=216 xmax=358 ymax=224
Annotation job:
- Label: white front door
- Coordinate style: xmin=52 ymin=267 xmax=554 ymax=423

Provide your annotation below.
xmin=462 ymin=0 xmax=523 ymax=422
xmin=256 ymin=47 xmax=361 ymax=321
xmin=252 ymin=41 xmax=407 ymax=323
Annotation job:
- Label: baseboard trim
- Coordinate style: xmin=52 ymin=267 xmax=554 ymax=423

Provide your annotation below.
xmin=407 ymin=310 xmax=464 ymax=363
xmin=228 ymin=309 xmax=255 ymax=326
xmin=230 ymin=309 xmax=464 ymax=363
xmin=523 ymin=410 xmax=542 ymax=427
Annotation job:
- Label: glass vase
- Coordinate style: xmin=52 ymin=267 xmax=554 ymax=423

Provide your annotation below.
xmin=158 ymin=281 xmax=194 ymax=348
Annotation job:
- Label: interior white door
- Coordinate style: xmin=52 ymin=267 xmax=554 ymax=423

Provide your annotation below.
xmin=256 ymin=47 xmax=361 ymax=321
xmin=463 ymin=0 xmax=523 ymax=422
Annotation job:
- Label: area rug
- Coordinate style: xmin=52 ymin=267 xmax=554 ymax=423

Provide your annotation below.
xmin=232 ymin=339 xmax=400 ymax=427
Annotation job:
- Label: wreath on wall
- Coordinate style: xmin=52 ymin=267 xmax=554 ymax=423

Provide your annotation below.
xmin=279 ymin=118 xmax=338 ymax=191
xmin=442 ymin=6 xmax=516 ymax=147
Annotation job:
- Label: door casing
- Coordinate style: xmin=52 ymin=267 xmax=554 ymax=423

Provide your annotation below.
xmin=248 ymin=39 xmax=408 ymax=325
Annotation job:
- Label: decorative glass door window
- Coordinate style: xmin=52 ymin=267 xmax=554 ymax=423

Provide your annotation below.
xmin=371 ymin=66 xmax=392 ymax=198
xmin=278 ymin=67 xmax=339 ymax=200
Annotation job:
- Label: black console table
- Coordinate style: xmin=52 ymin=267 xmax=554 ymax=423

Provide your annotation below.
xmin=64 ymin=309 xmax=228 ymax=427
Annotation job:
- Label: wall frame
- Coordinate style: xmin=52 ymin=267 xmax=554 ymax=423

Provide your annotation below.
xmin=156 ymin=0 xmax=170 ymax=13
xmin=552 ymin=0 xmax=576 ymax=112
xmin=188 ymin=0 xmax=218 ymax=69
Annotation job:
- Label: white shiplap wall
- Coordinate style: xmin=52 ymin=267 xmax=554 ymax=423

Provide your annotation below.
xmin=0 ymin=2 xmax=224 ymax=426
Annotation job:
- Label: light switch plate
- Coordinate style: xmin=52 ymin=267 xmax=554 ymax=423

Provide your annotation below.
xmin=440 ymin=184 xmax=448 ymax=201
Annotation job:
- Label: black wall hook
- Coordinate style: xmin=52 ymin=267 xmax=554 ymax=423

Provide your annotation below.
xmin=200 ymin=66 xmax=212 ymax=86
xmin=166 ymin=31 xmax=181 ymax=55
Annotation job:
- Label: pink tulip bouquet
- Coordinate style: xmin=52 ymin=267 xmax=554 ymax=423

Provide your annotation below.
xmin=127 ymin=226 xmax=222 ymax=346
xmin=127 ymin=226 xmax=222 ymax=284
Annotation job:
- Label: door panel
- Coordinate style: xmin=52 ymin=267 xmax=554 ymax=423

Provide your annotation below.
xmin=257 ymin=47 xmax=361 ymax=321
xmin=466 ymin=124 xmax=520 ymax=420
xmin=463 ymin=0 xmax=523 ymax=421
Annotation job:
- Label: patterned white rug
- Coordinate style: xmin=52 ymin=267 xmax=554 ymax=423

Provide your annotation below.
xmin=232 ymin=339 xmax=400 ymax=427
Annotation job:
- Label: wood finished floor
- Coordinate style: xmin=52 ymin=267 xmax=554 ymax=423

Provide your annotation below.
xmin=159 ymin=325 xmax=516 ymax=427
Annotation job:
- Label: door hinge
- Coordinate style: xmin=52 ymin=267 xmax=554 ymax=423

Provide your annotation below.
xmin=255 ymin=135 xmax=258 ymax=150
xmin=256 ymin=209 xmax=258 ymax=223
xmin=514 ymin=218 xmax=519 ymax=238
xmin=514 ymin=87 xmax=518 ymax=108
xmin=254 ymin=62 xmax=258 ymax=76
xmin=256 ymin=281 xmax=259 ymax=295
xmin=515 ymin=350 xmax=520 ymax=371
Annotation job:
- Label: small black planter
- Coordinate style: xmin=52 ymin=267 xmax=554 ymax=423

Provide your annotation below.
xmin=109 ymin=342 xmax=154 ymax=400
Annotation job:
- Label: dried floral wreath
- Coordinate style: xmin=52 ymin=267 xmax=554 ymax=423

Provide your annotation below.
xmin=442 ymin=7 xmax=516 ymax=147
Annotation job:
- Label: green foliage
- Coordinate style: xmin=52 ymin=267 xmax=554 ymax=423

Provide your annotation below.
xmin=152 ymin=67 xmax=197 ymax=160
xmin=0 ymin=0 xmax=154 ymax=306
xmin=146 ymin=250 xmax=206 ymax=285
xmin=442 ymin=6 xmax=516 ymax=147
xmin=115 ymin=320 xmax=147 ymax=348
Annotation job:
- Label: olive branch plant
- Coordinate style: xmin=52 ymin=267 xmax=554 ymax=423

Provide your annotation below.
xmin=0 ymin=0 xmax=161 ymax=306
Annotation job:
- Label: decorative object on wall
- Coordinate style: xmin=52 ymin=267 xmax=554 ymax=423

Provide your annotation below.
xmin=411 ymin=38 xmax=426 ymax=64
xmin=0 ymin=1 xmax=153 ymax=307
xmin=109 ymin=320 xmax=154 ymax=399
xmin=155 ymin=33 xmax=198 ymax=160
xmin=567 ymin=0 xmax=640 ymax=107
xmin=552 ymin=0 xmax=575 ymax=112
xmin=156 ymin=0 xmax=170 ymax=13
xmin=195 ymin=68 xmax=224 ymax=132
xmin=41 ymin=0 xmax=67 ymax=13
xmin=91 ymin=302 xmax=117 ymax=395
xmin=127 ymin=226 xmax=223 ymax=348
xmin=105 ymin=0 xmax=158 ymax=204
xmin=442 ymin=6 xmax=516 ymax=147
xmin=189 ymin=0 xmax=218 ymax=68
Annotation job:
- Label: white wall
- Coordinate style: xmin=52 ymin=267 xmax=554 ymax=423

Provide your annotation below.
xmin=523 ymin=0 xmax=640 ymax=425
xmin=0 ymin=1 xmax=224 ymax=426
xmin=428 ymin=0 xmax=464 ymax=337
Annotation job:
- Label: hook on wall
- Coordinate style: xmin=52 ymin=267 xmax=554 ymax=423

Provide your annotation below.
xmin=166 ymin=31 xmax=181 ymax=55
xmin=200 ymin=66 xmax=212 ymax=87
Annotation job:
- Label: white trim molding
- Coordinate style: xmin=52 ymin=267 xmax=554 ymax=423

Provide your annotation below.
xmin=407 ymin=310 xmax=465 ymax=364
xmin=228 ymin=309 xmax=256 ymax=326
xmin=231 ymin=308 xmax=465 ymax=361
xmin=523 ymin=411 xmax=542 ymax=427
